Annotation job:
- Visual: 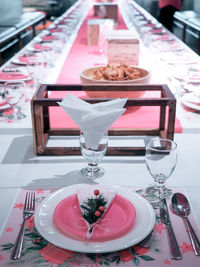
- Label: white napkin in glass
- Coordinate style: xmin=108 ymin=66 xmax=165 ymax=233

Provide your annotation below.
xmin=58 ymin=94 xmax=127 ymax=149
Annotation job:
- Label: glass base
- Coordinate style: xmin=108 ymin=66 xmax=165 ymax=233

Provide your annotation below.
xmin=144 ymin=186 xmax=172 ymax=207
xmin=81 ymin=166 xmax=105 ymax=179
xmin=8 ymin=112 xmax=26 ymax=120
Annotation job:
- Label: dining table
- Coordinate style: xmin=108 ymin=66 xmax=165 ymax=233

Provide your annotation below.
xmin=0 ymin=0 xmax=200 ymax=266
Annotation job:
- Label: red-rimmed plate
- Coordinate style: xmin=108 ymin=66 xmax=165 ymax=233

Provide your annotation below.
xmin=0 ymin=72 xmax=30 ymax=82
xmin=181 ymin=92 xmax=200 ymax=111
xmin=49 ymin=28 xmax=64 ymax=33
xmin=40 ymin=35 xmax=59 ymax=42
xmin=27 ymin=44 xmax=52 ymax=52
xmin=34 ymin=184 xmax=155 ymax=253
xmin=53 ymin=194 xmax=136 ymax=242
xmin=12 ymin=56 xmax=41 ymax=65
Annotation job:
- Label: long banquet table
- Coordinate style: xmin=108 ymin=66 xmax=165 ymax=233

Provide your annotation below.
xmin=0 ymin=0 xmax=200 ymax=266
xmin=0 ymin=0 xmax=200 ymax=133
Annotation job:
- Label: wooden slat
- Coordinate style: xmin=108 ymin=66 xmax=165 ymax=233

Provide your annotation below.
xmin=37 ymin=146 xmax=146 ymax=156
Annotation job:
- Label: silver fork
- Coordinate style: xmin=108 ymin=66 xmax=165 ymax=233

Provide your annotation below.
xmin=10 ymin=192 xmax=35 ymax=260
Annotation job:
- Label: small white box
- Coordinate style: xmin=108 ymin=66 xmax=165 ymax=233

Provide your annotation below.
xmin=87 ymin=19 xmax=114 ymax=46
xmin=107 ymin=30 xmax=139 ymax=65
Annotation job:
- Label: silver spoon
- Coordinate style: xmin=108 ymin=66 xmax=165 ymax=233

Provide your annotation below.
xmin=172 ymin=193 xmax=200 ymax=256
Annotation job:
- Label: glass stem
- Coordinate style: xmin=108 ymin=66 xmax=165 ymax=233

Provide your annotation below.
xmin=87 ymin=162 xmax=99 ymax=173
xmin=154 ymin=181 xmax=166 ymax=198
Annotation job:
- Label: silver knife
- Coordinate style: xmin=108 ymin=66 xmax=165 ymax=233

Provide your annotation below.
xmin=160 ymin=199 xmax=182 ymax=260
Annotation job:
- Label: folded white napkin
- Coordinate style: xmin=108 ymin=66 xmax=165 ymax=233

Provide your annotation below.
xmin=58 ymin=94 xmax=127 ymax=149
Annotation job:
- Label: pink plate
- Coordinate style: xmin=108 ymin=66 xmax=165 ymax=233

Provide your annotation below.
xmin=32 ymin=44 xmax=52 ymax=51
xmin=0 ymin=73 xmax=29 ymax=81
xmin=53 ymin=194 xmax=136 ymax=242
xmin=49 ymin=28 xmax=64 ymax=33
xmin=12 ymin=55 xmax=39 ymax=65
xmin=41 ymin=35 xmax=59 ymax=42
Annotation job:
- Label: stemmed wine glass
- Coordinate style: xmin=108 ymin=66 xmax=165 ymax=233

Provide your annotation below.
xmin=80 ymin=132 xmax=108 ymax=179
xmin=26 ymin=56 xmax=44 ymax=88
xmin=145 ymin=137 xmax=177 ymax=205
xmin=4 ymin=80 xmax=27 ymax=120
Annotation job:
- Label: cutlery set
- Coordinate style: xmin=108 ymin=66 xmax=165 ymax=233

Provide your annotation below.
xmin=160 ymin=198 xmax=182 ymax=260
xmin=172 ymin=193 xmax=200 ymax=257
xmin=10 ymin=191 xmax=200 ymax=261
xmin=160 ymin=193 xmax=200 ymax=260
xmin=10 ymin=192 xmax=35 ymax=260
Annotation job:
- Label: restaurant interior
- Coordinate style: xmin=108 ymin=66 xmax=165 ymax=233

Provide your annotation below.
xmin=0 ymin=0 xmax=200 ymax=266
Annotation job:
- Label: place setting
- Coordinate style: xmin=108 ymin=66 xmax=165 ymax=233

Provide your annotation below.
xmin=0 ymin=94 xmax=200 ymax=266
xmin=1 ymin=182 xmax=200 ymax=265
xmin=34 ymin=184 xmax=155 ymax=253
xmin=0 ymin=65 xmax=33 ymax=121
xmin=1 ymin=0 xmax=200 ymax=266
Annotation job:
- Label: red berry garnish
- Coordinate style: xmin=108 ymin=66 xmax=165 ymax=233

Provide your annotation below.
xmin=99 ymin=206 xmax=104 ymax=212
xmin=94 ymin=189 xmax=100 ymax=196
xmin=95 ymin=210 xmax=101 ymax=217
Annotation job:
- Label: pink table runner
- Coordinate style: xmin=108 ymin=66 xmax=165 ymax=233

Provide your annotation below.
xmin=49 ymin=8 xmax=182 ymax=133
xmin=0 ymin=188 xmax=200 ymax=266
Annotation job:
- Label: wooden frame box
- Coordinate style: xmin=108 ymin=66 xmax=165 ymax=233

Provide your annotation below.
xmin=31 ymin=84 xmax=176 ymax=156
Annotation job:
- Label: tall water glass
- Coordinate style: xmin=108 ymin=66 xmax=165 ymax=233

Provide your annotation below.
xmin=26 ymin=58 xmax=44 ymax=87
xmin=145 ymin=137 xmax=177 ymax=204
xmin=80 ymin=132 xmax=108 ymax=179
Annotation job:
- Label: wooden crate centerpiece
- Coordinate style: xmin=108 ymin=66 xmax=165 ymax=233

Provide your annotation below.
xmin=31 ymin=84 xmax=176 ymax=156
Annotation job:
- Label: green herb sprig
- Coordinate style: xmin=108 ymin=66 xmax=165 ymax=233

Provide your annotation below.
xmin=80 ymin=191 xmax=107 ymax=225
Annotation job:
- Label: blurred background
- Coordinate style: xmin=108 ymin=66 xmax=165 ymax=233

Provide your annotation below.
xmin=0 ymin=0 xmax=78 ymax=65
xmin=0 ymin=0 xmax=200 ymax=66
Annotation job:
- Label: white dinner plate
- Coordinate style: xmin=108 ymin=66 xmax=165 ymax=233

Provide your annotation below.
xmin=181 ymin=93 xmax=200 ymax=111
xmin=11 ymin=58 xmax=27 ymax=66
xmin=161 ymin=53 xmax=198 ymax=65
xmin=0 ymin=103 xmax=11 ymax=112
xmin=34 ymin=184 xmax=155 ymax=253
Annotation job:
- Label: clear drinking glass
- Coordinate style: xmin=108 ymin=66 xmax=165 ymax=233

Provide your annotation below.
xmin=145 ymin=137 xmax=177 ymax=204
xmin=4 ymin=80 xmax=26 ymax=120
xmin=80 ymin=132 xmax=108 ymax=179
xmin=26 ymin=56 xmax=44 ymax=87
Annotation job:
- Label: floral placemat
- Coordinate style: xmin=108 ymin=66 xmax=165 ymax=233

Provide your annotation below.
xmin=0 ymin=188 xmax=200 ymax=266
